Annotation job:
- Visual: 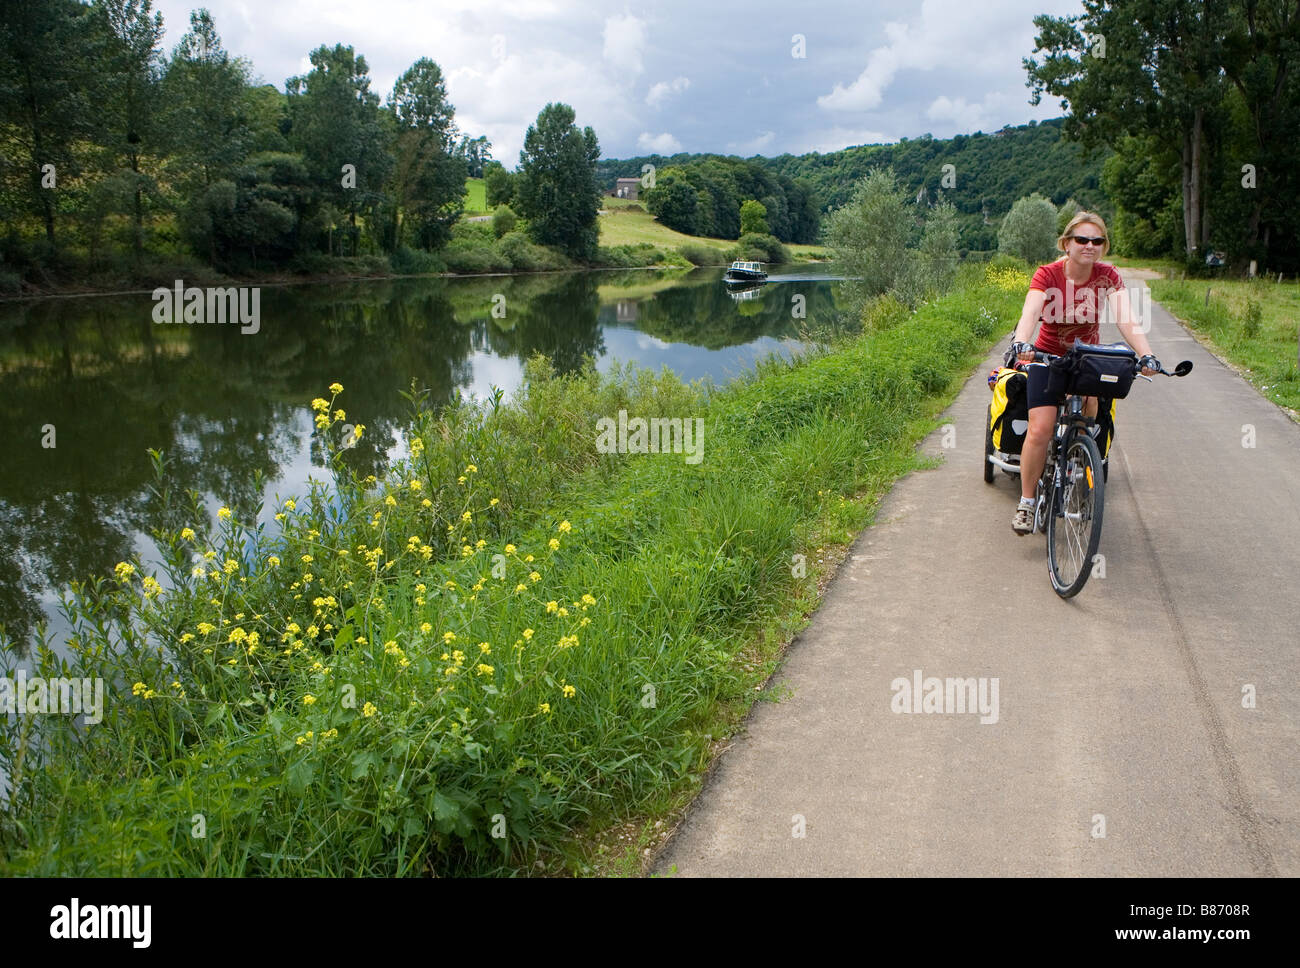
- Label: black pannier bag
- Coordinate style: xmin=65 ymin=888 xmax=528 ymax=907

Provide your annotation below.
xmin=1054 ymin=340 xmax=1139 ymax=399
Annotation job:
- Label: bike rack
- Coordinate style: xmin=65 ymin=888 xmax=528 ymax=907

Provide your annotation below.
xmin=987 ymin=452 xmax=1021 ymax=474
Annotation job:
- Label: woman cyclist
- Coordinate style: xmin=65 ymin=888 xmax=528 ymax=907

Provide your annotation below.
xmin=1007 ymin=212 xmax=1161 ymax=534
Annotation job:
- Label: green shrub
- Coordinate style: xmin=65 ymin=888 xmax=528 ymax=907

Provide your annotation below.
xmin=677 ymin=243 xmax=724 ymax=266
xmin=998 ymin=193 xmax=1059 ymax=265
xmin=444 ymin=238 xmax=512 ymax=274
xmin=596 ymin=243 xmax=665 ymax=268
xmin=728 ymin=233 xmax=790 ymax=265
xmin=390 ymin=246 xmax=446 ymax=275
xmin=492 ymin=206 xmax=517 ymax=239
xmin=497 ymin=231 xmax=568 ymax=272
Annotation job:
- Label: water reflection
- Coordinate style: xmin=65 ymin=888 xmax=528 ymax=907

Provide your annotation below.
xmin=0 ymin=265 xmax=844 ymax=650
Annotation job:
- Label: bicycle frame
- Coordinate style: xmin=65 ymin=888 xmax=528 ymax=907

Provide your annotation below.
xmin=1035 ymin=394 xmax=1095 ymax=533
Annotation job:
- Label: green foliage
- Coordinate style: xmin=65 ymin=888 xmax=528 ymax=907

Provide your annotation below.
xmin=739 ymin=199 xmax=770 ymax=236
xmin=497 ymin=231 xmax=570 ymax=271
xmin=998 ymin=193 xmax=1058 ymax=265
xmin=388 ymin=58 xmax=467 ymax=251
xmin=677 ymin=243 xmax=726 ymax=266
xmin=824 ymin=171 xmax=961 ymax=309
xmin=483 ymin=162 xmax=515 ymax=208
xmin=728 ymin=233 xmax=790 ymax=265
xmin=595 ymin=243 xmax=677 ymax=268
xmin=640 ymin=158 xmax=818 ymax=243
xmin=514 ymin=103 xmax=602 ymax=261
xmin=390 ymin=245 xmax=446 ymax=275
xmin=492 ymin=205 xmax=517 ymax=238
xmin=1241 ymin=297 xmax=1262 ymax=339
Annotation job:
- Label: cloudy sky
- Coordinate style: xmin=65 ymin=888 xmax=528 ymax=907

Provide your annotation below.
xmin=149 ymin=0 xmax=1082 ymax=163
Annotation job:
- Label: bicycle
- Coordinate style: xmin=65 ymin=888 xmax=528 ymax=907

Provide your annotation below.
xmin=986 ymin=341 xmax=1192 ymax=598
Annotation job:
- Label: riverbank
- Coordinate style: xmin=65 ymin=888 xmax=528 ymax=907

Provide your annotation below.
xmin=1 ymin=214 xmax=826 ymax=302
xmin=0 ymin=261 xmax=1026 ymax=876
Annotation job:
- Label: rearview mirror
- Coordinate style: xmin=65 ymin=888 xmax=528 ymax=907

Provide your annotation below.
xmin=1173 ymin=360 xmax=1193 ymax=377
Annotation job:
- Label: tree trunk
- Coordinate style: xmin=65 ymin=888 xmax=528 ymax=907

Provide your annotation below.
xmin=1189 ymin=107 xmax=1204 ymax=256
xmin=1182 ymin=130 xmax=1195 ymax=257
xmin=131 ymin=151 xmax=144 ymax=263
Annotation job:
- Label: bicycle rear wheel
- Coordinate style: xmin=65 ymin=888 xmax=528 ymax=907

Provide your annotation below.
xmin=1046 ymin=431 xmax=1105 ymax=598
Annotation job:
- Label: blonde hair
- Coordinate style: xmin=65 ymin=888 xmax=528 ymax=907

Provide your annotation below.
xmin=1058 ymin=211 xmax=1110 ymax=257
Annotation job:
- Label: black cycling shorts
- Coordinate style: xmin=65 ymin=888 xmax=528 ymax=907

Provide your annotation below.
xmin=1025 ymin=361 xmax=1070 ymax=410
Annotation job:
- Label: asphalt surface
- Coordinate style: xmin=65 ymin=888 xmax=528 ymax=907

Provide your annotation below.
xmin=653 ymin=272 xmax=1299 ymax=877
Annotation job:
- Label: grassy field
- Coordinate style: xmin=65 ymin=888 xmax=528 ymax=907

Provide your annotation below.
xmin=1 ymin=262 xmax=1023 ymax=877
xmin=1149 ymin=274 xmax=1300 ymax=417
xmin=597 ymin=202 xmax=828 ymax=261
xmin=464 ymin=178 xmax=488 ymax=215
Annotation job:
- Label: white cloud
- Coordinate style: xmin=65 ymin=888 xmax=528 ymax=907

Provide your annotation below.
xmin=646 ymin=76 xmax=690 ymax=108
xmin=796 ymin=127 xmax=895 ymax=154
xmin=729 ymin=131 xmax=775 ymax=155
xmin=637 ymin=131 xmax=683 ymax=153
xmin=817 ymin=0 xmax=1022 ymax=113
xmin=603 ymin=12 xmax=648 ymax=75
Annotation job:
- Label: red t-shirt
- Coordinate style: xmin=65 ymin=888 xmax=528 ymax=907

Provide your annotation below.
xmin=1028 ymin=260 xmax=1123 ymax=356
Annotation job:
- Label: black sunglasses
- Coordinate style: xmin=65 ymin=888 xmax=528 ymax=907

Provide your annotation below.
xmin=1071 ymin=235 xmax=1106 ymax=246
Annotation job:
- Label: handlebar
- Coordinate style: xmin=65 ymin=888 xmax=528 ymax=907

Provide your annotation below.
xmin=1013 ymin=349 xmax=1191 ymax=379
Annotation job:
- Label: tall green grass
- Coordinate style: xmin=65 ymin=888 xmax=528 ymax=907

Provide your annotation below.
xmin=1 ymin=263 xmax=1026 ymax=875
xmin=1150 ymin=276 xmax=1300 ymax=414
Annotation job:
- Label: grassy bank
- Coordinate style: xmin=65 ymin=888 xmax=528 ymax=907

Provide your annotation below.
xmin=1149 ymin=275 xmax=1300 ymax=417
xmin=0 ymin=262 xmax=1026 ymax=876
xmin=598 ymin=200 xmax=829 ymax=262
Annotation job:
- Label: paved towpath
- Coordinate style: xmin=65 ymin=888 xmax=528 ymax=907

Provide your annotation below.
xmin=653 ymin=273 xmax=1298 ymax=876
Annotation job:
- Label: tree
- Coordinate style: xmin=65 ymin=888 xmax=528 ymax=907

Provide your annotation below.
xmin=739 ymin=199 xmax=770 ymax=235
xmin=163 ymin=9 xmax=252 ymax=191
xmin=998 ymin=193 xmax=1059 ymax=264
xmin=94 ymin=0 xmax=167 ymax=260
xmin=919 ymin=197 xmax=961 ymax=293
xmin=483 ymin=161 xmax=515 ymax=207
xmin=0 ymin=0 xmax=99 ymax=250
xmin=514 ymin=103 xmax=601 ymax=260
xmin=1025 ymin=1 xmax=1232 ymax=259
xmin=286 ymin=44 xmax=393 ymax=256
xmin=823 ymin=167 xmax=913 ymax=305
xmin=455 ymin=135 xmax=492 ymax=178
xmin=388 ymin=58 xmax=466 ymax=250
xmin=644 ymin=168 xmax=697 ymax=233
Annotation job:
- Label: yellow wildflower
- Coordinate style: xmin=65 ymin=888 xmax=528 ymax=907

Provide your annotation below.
xmin=538 ymin=703 xmax=551 ymax=714
xmin=217 ymin=507 xmax=231 ymax=521
xmin=329 ymin=382 xmax=343 ymax=395
xmin=558 ymin=520 xmax=572 ymax=533
xmin=548 ymin=538 xmax=560 ymax=550
xmin=562 ymin=685 xmax=576 ymax=698
xmin=529 ymin=571 xmax=541 ymax=583
xmin=114 ymin=561 xmax=135 ymax=580
xmin=362 ymin=701 xmax=377 ymax=718
xmin=475 ymin=663 xmax=493 ymax=676
xmin=180 ymin=527 xmax=196 ymax=541
xmin=522 ymin=628 xmax=534 ymax=641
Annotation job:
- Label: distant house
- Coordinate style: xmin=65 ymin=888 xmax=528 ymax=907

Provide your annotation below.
xmin=613 ymin=178 xmax=640 ymax=200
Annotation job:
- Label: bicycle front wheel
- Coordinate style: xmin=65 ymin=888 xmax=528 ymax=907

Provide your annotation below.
xmin=1046 ymin=432 xmax=1105 ymax=598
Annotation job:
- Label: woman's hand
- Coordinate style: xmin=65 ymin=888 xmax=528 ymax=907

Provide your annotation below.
xmin=1139 ymin=354 xmax=1161 ymax=376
